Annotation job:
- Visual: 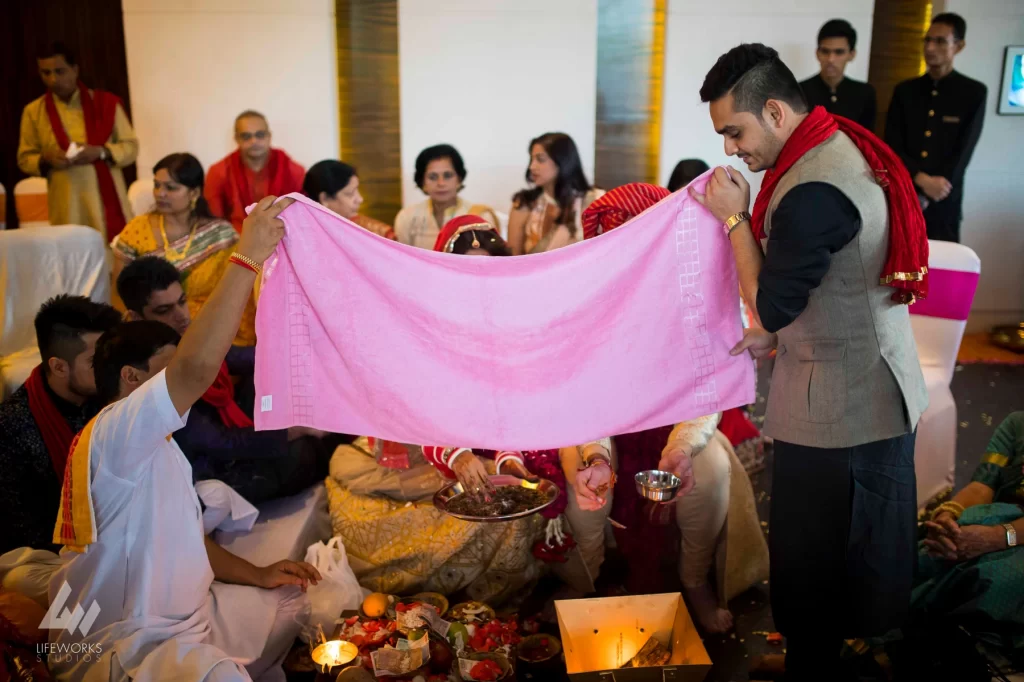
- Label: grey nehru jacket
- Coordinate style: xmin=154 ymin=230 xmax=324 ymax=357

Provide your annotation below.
xmin=760 ymin=131 xmax=929 ymax=449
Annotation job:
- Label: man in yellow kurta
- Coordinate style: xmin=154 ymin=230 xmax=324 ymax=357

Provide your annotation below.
xmin=17 ymin=43 xmax=137 ymax=239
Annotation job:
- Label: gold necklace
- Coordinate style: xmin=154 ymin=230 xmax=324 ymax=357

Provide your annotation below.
xmin=159 ymin=214 xmax=197 ymax=263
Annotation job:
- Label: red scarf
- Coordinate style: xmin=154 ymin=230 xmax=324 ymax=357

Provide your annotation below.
xmin=581 ymin=183 xmax=671 ymax=239
xmin=43 ymin=81 xmax=127 ymax=238
xmin=753 ymin=106 xmax=929 ymax=303
xmin=225 ymin=148 xmax=297 ymax=218
xmin=201 ymin=362 xmax=253 ymax=428
xmin=24 ymin=365 xmax=76 ymax=478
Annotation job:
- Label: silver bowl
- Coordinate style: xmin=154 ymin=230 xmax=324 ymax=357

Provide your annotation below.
xmin=635 ymin=470 xmax=681 ymax=501
xmin=433 ymin=475 xmax=559 ymax=522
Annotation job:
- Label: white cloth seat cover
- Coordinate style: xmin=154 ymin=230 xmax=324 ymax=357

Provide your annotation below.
xmin=0 ymin=224 xmax=110 ymax=398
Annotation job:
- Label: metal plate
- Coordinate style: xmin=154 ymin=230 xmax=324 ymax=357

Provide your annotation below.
xmin=433 ymin=475 xmax=558 ymax=522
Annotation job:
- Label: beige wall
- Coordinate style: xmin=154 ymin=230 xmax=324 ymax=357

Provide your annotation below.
xmin=934 ymin=0 xmax=1024 ymax=331
xmin=397 ymin=0 xmax=598 ymax=214
xmin=660 ymin=0 xmax=875 ymax=199
xmin=122 ymin=0 xmax=340 ymax=180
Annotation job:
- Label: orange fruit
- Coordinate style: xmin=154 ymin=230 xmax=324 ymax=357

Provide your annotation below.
xmin=362 ymin=592 xmax=390 ymax=618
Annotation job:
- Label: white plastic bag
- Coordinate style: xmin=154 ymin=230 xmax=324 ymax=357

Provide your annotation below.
xmin=303 ymin=536 xmax=369 ymax=633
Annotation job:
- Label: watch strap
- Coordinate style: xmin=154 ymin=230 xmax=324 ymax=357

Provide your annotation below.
xmin=724 ymin=211 xmax=751 ymax=236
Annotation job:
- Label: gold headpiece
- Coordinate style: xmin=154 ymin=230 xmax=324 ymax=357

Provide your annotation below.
xmin=444 ymin=221 xmax=493 ymax=253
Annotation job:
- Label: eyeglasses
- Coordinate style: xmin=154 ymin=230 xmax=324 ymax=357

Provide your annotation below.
xmin=237 ymin=131 xmax=269 ymax=141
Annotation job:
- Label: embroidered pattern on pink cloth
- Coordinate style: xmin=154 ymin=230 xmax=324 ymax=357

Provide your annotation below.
xmin=253 ymin=177 xmax=755 ymax=450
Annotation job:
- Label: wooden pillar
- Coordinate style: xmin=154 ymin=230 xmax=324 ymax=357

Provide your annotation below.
xmin=594 ymin=0 xmax=666 ymax=190
xmin=335 ymin=0 xmax=402 ymax=224
xmin=868 ymin=0 xmax=934 ymax=135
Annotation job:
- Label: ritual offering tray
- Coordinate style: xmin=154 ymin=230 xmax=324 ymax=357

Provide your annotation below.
xmin=323 ymin=597 xmax=524 ymax=682
xmin=434 ymin=475 xmax=558 ymax=521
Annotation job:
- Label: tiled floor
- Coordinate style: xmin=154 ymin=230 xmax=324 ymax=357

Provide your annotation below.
xmin=702 ymin=362 xmax=1024 ymax=682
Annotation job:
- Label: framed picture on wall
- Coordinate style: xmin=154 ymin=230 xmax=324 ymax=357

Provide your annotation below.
xmin=998 ymin=46 xmax=1024 ymax=115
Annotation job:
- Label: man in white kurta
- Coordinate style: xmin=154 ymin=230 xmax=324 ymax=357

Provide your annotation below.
xmin=47 ymin=196 xmax=312 ymax=682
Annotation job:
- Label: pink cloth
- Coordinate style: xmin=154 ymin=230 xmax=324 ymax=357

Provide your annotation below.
xmin=909 ymin=268 xmax=979 ymax=321
xmin=253 ymin=178 xmax=755 ymax=450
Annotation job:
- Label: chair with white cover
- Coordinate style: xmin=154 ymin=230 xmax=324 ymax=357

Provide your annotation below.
xmin=128 ymin=177 xmax=156 ymax=217
xmin=13 ymin=177 xmax=49 ymax=228
xmin=909 ymin=240 xmax=981 ymax=508
xmin=0 ymin=224 xmax=111 ymax=398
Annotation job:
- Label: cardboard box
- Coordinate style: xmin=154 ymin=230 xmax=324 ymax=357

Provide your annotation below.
xmin=555 ymin=593 xmax=711 ymax=682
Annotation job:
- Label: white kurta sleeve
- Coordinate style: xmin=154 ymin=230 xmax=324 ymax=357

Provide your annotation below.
xmin=665 ymin=413 xmax=721 ymax=457
xmin=91 ymin=370 xmax=190 ymax=481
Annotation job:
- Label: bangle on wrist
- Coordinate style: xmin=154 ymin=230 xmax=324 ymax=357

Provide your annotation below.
xmin=446 ymin=448 xmax=471 ymax=469
xmin=931 ymin=501 xmax=964 ymax=521
xmin=229 ymin=252 xmax=262 ymax=274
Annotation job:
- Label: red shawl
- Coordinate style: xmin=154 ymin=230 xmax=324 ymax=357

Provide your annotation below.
xmin=581 ymin=183 xmax=671 ymax=239
xmin=225 ymin=148 xmax=298 ymax=217
xmin=43 ymin=81 xmax=126 ymax=238
xmin=201 ymin=362 xmax=253 ymax=428
xmin=24 ymin=365 xmax=75 ymax=478
xmin=752 ymin=106 xmax=929 ymax=303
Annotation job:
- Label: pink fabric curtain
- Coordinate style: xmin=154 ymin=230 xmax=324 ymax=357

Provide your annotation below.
xmin=254 ymin=177 xmax=755 ymax=450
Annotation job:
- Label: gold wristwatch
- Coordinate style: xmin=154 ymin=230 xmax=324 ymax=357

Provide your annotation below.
xmin=724 ymin=211 xmax=751 ymax=236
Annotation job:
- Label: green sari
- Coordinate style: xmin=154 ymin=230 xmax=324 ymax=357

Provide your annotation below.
xmin=910 ymin=411 xmax=1024 ymax=647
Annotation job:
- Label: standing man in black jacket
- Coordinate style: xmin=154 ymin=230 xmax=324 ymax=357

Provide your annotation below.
xmin=799 ymin=19 xmax=877 ymax=130
xmin=886 ymin=12 xmax=987 ymax=243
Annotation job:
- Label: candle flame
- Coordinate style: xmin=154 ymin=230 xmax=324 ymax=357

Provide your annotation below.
xmin=311 ymin=640 xmax=358 ymax=671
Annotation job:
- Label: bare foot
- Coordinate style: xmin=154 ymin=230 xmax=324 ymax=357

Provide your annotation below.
xmin=684 ymin=583 xmax=734 ymax=633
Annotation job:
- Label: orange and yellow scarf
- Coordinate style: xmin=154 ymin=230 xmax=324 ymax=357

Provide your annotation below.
xmin=53 ymin=419 xmax=98 ymax=552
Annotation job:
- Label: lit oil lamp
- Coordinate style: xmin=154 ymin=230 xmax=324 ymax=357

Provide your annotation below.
xmin=310 ymin=638 xmax=358 ymax=672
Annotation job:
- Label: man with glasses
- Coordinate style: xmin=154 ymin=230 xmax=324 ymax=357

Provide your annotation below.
xmin=205 ymin=110 xmax=305 ymax=231
xmin=885 ymin=13 xmax=986 ymax=243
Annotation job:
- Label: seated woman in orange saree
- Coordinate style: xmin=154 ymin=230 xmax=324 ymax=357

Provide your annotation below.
xmin=111 ymin=153 xmax=256 ymax=346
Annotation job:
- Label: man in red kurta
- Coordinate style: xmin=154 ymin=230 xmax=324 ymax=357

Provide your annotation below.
xmin=204 ymin=110 xmax=305 ymax=231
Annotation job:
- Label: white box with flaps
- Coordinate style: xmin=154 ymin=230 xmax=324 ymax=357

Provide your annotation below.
xmin=555 ymin=593 xmax=711 ymax=682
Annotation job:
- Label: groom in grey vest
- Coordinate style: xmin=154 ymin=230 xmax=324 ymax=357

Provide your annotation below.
xmin=691 ymin=44 xmax=928 ymax=680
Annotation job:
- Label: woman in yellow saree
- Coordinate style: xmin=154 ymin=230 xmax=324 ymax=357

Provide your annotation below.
xmin=111 ymin=153 xmax=256 ymax=346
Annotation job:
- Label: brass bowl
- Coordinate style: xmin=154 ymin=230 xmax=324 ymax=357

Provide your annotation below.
xmin=518 ymin=634 xmax=562 ymax=663
xmin=447 ymin=601 xmax=496 ymax=624
xmin=411 ymin=592 xmax=449 ymax=616
xmin=459 ymin=651 xmax=514 ymax=680
xmin=991 ymin=324 xmax=1024 ymax=353
xmin=635 ymin=470 xmax=681 ymax=501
